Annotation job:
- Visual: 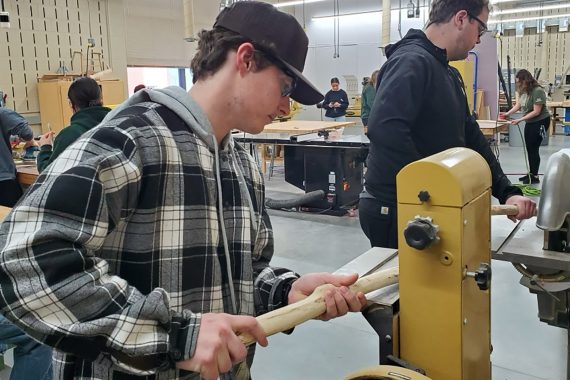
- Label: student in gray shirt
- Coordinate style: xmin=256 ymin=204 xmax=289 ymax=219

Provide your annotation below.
xmin=0 ymin=107 xmax=34 ymax=207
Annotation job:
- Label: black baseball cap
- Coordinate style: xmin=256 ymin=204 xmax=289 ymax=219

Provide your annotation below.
xmin=214 ymin=1 xmax=323 ymax=105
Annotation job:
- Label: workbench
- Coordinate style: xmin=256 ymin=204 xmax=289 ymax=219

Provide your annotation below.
xmin=16 ymin=165 xmax=39 ymax=186
xmin=546 ymin=101 xmax=570 ymax=135
xmin=262 ymin=120 xmax=354 ymax=134
xmin=478 ymin=119 xmax=509 ymax=157
xmin=478 ymin=119 xmax=509 ymax=137
xmin=252 ymin=120 xmax=356 ymax=174
xmin=235 ymin=131 xmax=368 ymax=214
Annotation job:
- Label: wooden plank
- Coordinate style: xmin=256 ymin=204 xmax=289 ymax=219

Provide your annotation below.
xmin=478 ymin=120 xmax=508 ymax=137
xmin=263 ymin=120 xmax=355 ymax=134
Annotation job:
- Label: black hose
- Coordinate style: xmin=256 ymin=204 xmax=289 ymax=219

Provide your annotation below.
xmin=266 ymin=190 xmax=325 ymax=209
xmin=498 ymin=62 xmax=513 ymax=110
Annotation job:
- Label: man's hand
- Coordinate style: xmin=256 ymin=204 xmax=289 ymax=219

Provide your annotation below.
xmin=288 ymin=273 xmax=367 ymax=321
xmin=175 ymin=313 xmax=267 ymax=380
xmin=510 ymin=119 xmax=522 ymax=126
xmin=38 ymin=131 xmax=54 ymax=147
xmin=505 ymin=195 xmax=537 ymax=222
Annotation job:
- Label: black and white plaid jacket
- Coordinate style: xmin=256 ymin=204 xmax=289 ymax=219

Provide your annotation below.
xmin=0 ymin=87 xmax=298 ymax=379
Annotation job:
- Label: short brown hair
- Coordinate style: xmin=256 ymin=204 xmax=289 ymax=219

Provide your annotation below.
xmin=427 ymin=0 xmax=490 ymax=26
xmin=190 ymin=27 xmax=272 ymax=83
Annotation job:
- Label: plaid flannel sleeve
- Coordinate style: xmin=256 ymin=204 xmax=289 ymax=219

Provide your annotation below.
xmin=0 ymin=125 xmax=199 ymax=375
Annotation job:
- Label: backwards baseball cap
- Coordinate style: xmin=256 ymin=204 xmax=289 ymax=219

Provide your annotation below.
xmin=214 ymin=1 xmax=323 ymax=105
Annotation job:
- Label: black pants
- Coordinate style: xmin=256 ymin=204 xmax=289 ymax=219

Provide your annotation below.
xmin=524 ymin=116 xmax=550 ymax=175
xmin=0 ymin=179 xmax=23 ymax=207
xmin=358 ymin=197 xmax=398 ymax=248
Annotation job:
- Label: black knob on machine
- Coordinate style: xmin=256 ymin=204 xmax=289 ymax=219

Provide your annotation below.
xmin=403 ymin=216 xmax=439 ymax=250
xmin=466 ymin=263 xmax=492 ymax=291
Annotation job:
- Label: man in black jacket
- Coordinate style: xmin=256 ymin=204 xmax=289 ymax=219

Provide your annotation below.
xmin=360 ymin=0 xmax=536 ymax=248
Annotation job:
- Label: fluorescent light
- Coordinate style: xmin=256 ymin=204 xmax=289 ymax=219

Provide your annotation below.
xmin=490 ymin=0 xmax=520 ymax=4
xmin=489 ymin=13 xmax=570 ymax=24
xmin=312 ymin=10 xmax=382 ymax=20
xmin=493 ymin=3 xmax=570 ymax=16
xmin=273 ymin=0 xmax=328 ymax=8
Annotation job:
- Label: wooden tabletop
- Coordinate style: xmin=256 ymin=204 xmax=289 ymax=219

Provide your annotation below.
xmin=478 ymin=120 xmax=509 ymax=129
xmin=16 ymin=165 xmax=39 ymax=186
xmin=263 ymin=120 xmax=355 ymax=134
xmin=0 ymin=206 xmax=10 ymax=222
xmin=546 ymin=101 xmax=570 ymax=108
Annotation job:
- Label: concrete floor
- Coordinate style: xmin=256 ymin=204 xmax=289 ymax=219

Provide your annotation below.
xmin=251 ymin=124 xmax=570 ymax=380
xmin=1 ymin=125 xmax=568 ymax=380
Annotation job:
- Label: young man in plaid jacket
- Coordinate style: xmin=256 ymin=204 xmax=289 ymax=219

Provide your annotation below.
xmin=0 ymin=2 xmax=367 ymax=379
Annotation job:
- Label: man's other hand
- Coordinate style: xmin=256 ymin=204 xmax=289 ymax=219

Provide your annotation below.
xmin=288 ymin=272 xmax=367 ymax=321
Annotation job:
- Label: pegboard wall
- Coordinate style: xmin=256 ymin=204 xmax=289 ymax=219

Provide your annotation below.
xmin=0 ymin=0 xmax=110 ymax=115
xmin=499 ymin=26 xmax=570 ymax=85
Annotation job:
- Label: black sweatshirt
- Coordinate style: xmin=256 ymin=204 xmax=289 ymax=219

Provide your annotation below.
xmin=365 ymin=29 xmax=521 ymax=205
xmin=323 ymin=89 xmax=349 ymax=118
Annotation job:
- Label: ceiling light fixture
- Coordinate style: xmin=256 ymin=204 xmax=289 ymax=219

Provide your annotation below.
xmin=312 ymin=10 xmax=382 ymax=21
xmin=273 ymin=0 xmax=329 ymax=8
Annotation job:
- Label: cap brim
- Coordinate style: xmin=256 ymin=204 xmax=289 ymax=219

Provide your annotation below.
xmin=279 ymin=59 xmax=323 ymax=106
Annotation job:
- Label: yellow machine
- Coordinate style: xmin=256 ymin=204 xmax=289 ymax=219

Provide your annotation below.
xmin=345 ymin=147 xmax=492 ymax=380
xmin=345 ymin=96 xmax=362 ymax=118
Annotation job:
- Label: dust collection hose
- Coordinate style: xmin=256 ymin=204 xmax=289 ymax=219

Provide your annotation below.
xmin=266 ymin=190 xmax=325 ymax=209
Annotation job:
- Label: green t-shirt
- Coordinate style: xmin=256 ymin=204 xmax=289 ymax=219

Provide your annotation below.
xmin=519 ymin=86 xmax=550 ymax=123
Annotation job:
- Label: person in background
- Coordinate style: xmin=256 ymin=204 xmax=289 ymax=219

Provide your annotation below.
xmin=502 ymin=69 xmax=551 ymax=184
xmin=36 ymin=77 xmax=111 ymax=173
xmin=360 ymin=70 xmax=379 ymax=135
xmin=0 ymin=2 xmax=367 ymax=379
xmin=133 ymin=84 xmax=146 ymax=93
xmin=359 ymin=0 xmax=536 ymax=249
xmin=0 ymin=107 xmax=53 ymax=380
xmin=0 ymin=108 xmax=34 ymax=207
xmin=323 ymin=77 xmax=349 ymax=121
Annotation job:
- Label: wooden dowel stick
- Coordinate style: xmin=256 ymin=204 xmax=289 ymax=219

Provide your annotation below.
xmin=491 ymin=205 xmax=537 ymax=216
xmin=239 ymin=267 xmax=399 ymax=346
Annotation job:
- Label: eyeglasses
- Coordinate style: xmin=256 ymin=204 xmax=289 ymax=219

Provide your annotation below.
xmin=253 ymin=49 xmax=297 ymax=98
xmin=467 ymin=12 xmax=488 ymax=37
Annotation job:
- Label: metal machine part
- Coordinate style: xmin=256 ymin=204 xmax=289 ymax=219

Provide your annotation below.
xmin=493 ymin=148 xmax=570 ymax=379
xmin=465 ymin=263 xmax=492 ymax=291
xmin=537 ymin=149 xmax=570 ymax=232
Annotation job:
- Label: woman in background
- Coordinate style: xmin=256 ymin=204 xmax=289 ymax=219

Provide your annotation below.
xmin=323 ymin=77 xmax=349 ymax=121
xmin=502 ymin=69 xmax=551 ymax=184
xmin=360 ymin=70 xmax=379 ymax=135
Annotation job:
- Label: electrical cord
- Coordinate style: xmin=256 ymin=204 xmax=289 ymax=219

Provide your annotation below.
xmin=513 ymin=121 xmax=542 ymax=196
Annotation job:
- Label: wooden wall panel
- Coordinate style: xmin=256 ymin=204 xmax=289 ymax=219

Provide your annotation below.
xmin=500 ymin=27 xmax=570 ymax=84
xmin=0 ymin=0 xmax=110 ymax=116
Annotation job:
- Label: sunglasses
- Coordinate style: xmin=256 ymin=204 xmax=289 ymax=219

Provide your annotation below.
xmin=253 ymin=49 xmax=297 ymax=98
xmin=467 ymin=12 xmax=488 ymax=37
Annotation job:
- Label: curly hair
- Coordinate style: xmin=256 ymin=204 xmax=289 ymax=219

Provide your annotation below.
xmin=190 ymin=27 xmax=272 ymax=83
xmin=427 ymin=0 xmax=490 ymax=26
xmin=515 ymin=69 xmax=541 ymax=95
